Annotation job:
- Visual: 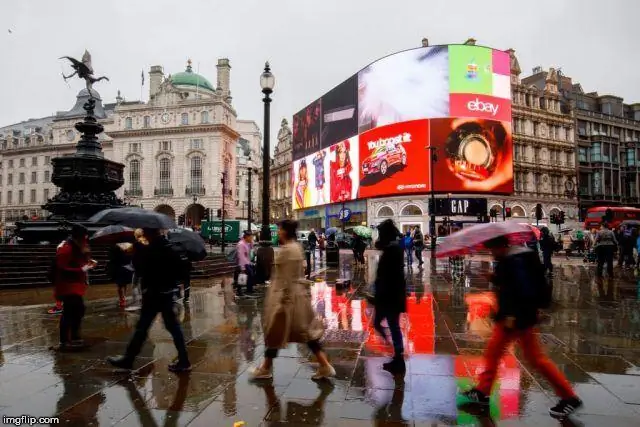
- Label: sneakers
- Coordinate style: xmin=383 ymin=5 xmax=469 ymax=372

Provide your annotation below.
xmin=311 ymin=364 xmax=336 ymax=380
xmin=107 ymin=355 xmax=134 ymax=371
xmin=382 ymin=357 xmax=406 ymax=375
xmin=48 ymin=306 xmax=63 ymax=315
xmin=461 ymin=388 xmax=490 ymax=405
xmin=549 ymin=397 xmax=583 ymax=418
xmin=249 ymin=366 xmax=273 ymax=380
xmin=168 ymin=360 xmax=192 ymax=373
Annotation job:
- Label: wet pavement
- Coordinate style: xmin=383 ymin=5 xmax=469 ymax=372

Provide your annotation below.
xmin=2 ymin=251 xmax=640 ymax=426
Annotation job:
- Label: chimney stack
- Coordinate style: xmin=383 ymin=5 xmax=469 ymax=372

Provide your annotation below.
xmin=149 ymin=66 xmax=163 ymax=100
xmin=421 ymin=38 xmax=429 ymax=47
xmin=464 ymin=38 xmax=476 ymax=45
xmin=216 ymin=58 xmax=231 ymax=101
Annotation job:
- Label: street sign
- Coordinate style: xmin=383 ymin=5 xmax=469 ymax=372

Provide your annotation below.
xmin=338 ymin=208 xmax=352 ymax=222
xmin=429 ymin=198 xmax=487 ymax=216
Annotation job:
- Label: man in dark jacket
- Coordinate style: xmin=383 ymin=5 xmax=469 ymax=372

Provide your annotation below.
xmin=373 ymin=219 xmax=407 ymax=374
xmin=461 ymin=235 xmax=582 ymax=418
xmin=539 ymin=227 xmax=555 ymax=275
xmin=107 ymin=228 xmax=191 ymax=372
xmin=413 ymin=226 xmax=425 ymax=266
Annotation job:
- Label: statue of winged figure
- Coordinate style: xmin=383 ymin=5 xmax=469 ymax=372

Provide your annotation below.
xmin=60 ymin=50 xmax=109 ymax=96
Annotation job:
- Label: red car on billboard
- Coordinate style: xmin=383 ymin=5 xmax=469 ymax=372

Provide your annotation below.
xmin=358 ymin=119 xmax=430 ymax=199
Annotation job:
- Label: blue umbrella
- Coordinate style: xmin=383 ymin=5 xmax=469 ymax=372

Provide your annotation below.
xmin=326 ymin=227 xmax=338 ymax=236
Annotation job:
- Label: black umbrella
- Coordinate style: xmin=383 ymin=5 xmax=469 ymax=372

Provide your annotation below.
xmin=167 ymin=228 xmax=207 ymax=261
xmin=89 ymin=207 xmax=176 ymax=230
xmin=90 ymin=225 xmax=135 ymax=244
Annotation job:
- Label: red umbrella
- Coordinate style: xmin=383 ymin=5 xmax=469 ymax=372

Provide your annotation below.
xmin=436 ymin=222 xmax=540 ymax=258
xmin=90 ymin=225 xmax=135 ymax=244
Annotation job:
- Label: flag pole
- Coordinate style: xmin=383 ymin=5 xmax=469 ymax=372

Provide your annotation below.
xmin=140 ymin=68 xmax=145 ymax=102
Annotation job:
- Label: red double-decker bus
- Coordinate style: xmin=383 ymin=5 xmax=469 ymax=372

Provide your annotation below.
xmin=584 ymin=206 xmax=640 ymax=230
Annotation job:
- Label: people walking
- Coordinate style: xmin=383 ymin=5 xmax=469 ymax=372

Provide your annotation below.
xmin=595 ymin=222 xmax=618 ymax=278
xmin=413 ymin=226 xmax=425 ymax=267
xmin=234 ymin=231 xmax=256 ymax=298
xmin=53 ymin=224 xmax=95 ymax=349
xmin=109 ymin=243 xmax=134 ymax=308
xmin=308 ymin=229 xmax=318 ymax=262
xmin=372 ymin=219 xmax=407 ymax=374
xmin=107 ymin=228 xmax=191 ymax=372
xmin=403 ymin=231 xmax=414 ymax=268
xmin=251 ymin=220 xmax=335 ymax=381
xmin=461 ymin=235 xmax=582 ymax=418
xmin=318 ymin=232 xmax=326 ymax=261
xmin=539 ymin=227 xmax=555 ymax=275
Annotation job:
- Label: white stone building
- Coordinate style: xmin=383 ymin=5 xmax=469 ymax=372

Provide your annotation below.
xmin=0 ymin=58 xmax=260 ymax=231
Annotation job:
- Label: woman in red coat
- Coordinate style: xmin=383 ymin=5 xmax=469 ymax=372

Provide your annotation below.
xmin=54 ymin=224 xmax=96 ymax=349
xmin=330 ymin=140 xmax=353 ymax=203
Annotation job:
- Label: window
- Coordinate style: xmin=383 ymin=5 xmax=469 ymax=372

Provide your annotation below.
xmin=201 ymin=111 xmax=209 ymax=123
xmin=43 ymin=188 xmax=49 ymax=202
xmin=592 ymin=172 xmax=602 ymax=194
xmin=190 ymin=156 xmax=203 ymax=190
xmin=190 ymin=139 xmax=203 ymax=150
xmin=125 ymin=117 xmax=133 ymax=129
xmin=0 ymin=175 xmax=2 ymax=185
xmin=31 ymin=157 xmax=38 ymax=166
xmin=590 ymin=143 xmax=601 ymax=161
xmin=160 ymin=141 xmax=171 ymax=151
xmin=30 ymin=189 xmax=36 ymax=203
xmin=129 ymin=160 xmax=141 ymax=191
xmin=159 ymin=158 xmax=171 ymax=190
xmin=377 ymin=206 xmax=394 ymax=217
xmin=627 ymin=149 xmax=636 ymax=167
xmin=578 ymin=147 xmax=587 ymax=162
xmin=31 ymin=171 xmax=37 ymax=183
xmin=19 ymin=158 xmax=25 ymax=167
xmin=45 ymin=156 xmax=51 ymax=165
xmin=181 ymin=113 xmax=189 ymax=125
xmin=602 ymin=103 xmax=612 ymax=115
xmin=18 ymin=190 xmax=24 ymax=204
xmin=7 ymin=191 xmax=12 ymax=204
xmin=143 ymin=116 xmax=151 ymax=128
xmin=400 ymin=204 xmax=422 ymax=216
xmin=129 ymin=143 xmax=141 ymax=153
xmin=8 ymin=159 xmax=13 ymax=168
xmin=19 ymin=173 xmax=24 ymax=184
xmin=7 ymin=174 xmax=12 ymax=185
xmin=44 ymin=170 xmax=50 ymax=182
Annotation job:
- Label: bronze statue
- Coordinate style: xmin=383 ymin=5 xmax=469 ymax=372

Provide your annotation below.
xmin=60 ymin=50 xmax=109 ymax=97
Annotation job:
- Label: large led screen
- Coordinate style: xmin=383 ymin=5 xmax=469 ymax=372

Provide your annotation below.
xmin=292 ymin=44 xmax=513 ymax=210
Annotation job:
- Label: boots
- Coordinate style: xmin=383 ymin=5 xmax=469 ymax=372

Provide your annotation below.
xmin=383 ymin=355 xmax=406 ymax=375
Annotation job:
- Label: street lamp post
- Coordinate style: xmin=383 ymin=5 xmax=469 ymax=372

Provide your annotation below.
xmin=427 ymin=146 xmax=438 ymax=258
xmin=257 ymin=62 xmax=275 ymax=282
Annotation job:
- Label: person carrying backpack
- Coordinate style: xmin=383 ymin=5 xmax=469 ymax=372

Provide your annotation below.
xmin=402 ymin=231 xmax=414 ymax=267
xmin=461 ymin=235 xmax=582 ymax=418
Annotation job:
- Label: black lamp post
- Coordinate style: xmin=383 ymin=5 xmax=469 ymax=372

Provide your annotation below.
xmin=256 ymin=62 xmax=275 ymax=283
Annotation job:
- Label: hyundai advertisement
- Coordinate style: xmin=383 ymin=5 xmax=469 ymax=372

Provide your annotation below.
xmin=292 ymin=44 xmax=513 ymax=210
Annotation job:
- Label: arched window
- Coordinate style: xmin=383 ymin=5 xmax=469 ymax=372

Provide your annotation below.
xmin=400 ymin=204 xmax=422 ymax=216
xmin=129 ymin=160 xmax=140 ymax=191
xmin=159 ymin=158 xmax=171 ymax=191
xmin=511 ymin=206 xmax=526 ymax=218
xmin=377 ymin=206 xmax=394 ymax=217
xmin=181 ymin=113 xmax=189 ymax=125
xmin=124 ymin=117 xmax=133 ymax=129
xmin=190 ymin=156 xmax=203 ymax=192
xmin=201 ymin=111 xmax=209 ymax=123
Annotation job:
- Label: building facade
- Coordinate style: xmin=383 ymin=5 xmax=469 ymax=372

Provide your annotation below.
xmin=269 ymin=118 xmax=293 ymax=222
xmin=0 ymin=58 xmax=260 ymax=231
xmin=235 ymin=120 xmax=262 ymax=222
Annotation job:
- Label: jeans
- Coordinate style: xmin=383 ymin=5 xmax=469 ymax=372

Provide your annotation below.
xmin=542 ymin=251 xmax=553 ymax=274
xmin=124 ymin=293 xmax=189 ymax=363
xmin=373 ymin=310 xmax=404 ymax=357
xmin=234 ymin=264 xmax=255 ymax=294
xmin=596 ymin=246 xmax=615 ymax=277
xmin=405 ymin=249 xmax=413 ymax=266
xmin=414 ymin=247 xmax=423 ymax=265
xmin=59 ymin=294 xmax=85 ymax=344
xmin=478 ymin=324 xmax=575 ymax=399
xmin=180 ymin=271 xmax=191 ymax=301
xmin=265 ymin=339 xmax=322 ymax=359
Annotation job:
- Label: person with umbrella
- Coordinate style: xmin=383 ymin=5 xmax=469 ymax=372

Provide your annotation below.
xmin=460 ymin=235 xmax=582 ymax=418
xmin=107 ymin=227 xmax=191 ymax=372
xmin=372 ymin=219 xmax=407 ymax=375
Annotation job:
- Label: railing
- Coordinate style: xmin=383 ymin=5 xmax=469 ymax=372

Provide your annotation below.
xmin=154 ymin=187 xmax=174 ymax=197
xmin=185 ymin=186 xmax=205 ymax=196
xmin=124 ymin=188 xmax=143 ymax=197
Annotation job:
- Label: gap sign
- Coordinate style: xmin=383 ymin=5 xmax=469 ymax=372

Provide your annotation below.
xmin=429 ymin=198 xmax=487 ymax=216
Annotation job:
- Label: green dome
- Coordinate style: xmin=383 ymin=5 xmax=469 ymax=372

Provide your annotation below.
xmin=170 ymin=62 xmax=215 ymax=92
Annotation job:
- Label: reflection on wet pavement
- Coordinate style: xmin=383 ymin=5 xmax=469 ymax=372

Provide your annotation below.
xmin=1 ymin=251 xmax=640 ymax=425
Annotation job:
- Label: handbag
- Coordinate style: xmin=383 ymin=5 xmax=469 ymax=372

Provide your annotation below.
xmin=237 ymin=272 xmax=248 ymax=286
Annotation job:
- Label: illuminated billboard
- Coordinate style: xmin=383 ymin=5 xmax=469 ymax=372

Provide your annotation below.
xmin=292 ymin=44 xmax=513 ymax=210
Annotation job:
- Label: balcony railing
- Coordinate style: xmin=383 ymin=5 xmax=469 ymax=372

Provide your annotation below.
xmin=124 ymin=188 xmax=143 ymax=197
xmin=185 ymin=186 xmax=205 ymax=196
xmin=154 ymin=187 xmax=174 ymax=197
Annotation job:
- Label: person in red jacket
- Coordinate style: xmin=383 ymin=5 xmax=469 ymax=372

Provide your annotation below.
xmin=54 ymin=224 xmax=96 ymax=349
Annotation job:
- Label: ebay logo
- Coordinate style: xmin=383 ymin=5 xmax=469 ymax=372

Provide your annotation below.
xmin=467 ymin=98 xmax=500 ymax=116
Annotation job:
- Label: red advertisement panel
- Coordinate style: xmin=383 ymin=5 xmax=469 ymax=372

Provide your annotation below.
xmin=450 ymin=93 xmax=512 ymax=122
xmin=430 ymin=118 xmax=513 ymax=194
xmin=358 ymin=120 xmax=430 ymax=198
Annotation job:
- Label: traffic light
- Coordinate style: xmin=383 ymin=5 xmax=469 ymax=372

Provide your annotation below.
xmin=535 ymin=203 xmax=543 ymax=221
xmin=559 ymin=211 xmax=566 ymax=224
xmin=204 ymin=208 xmax=210 ymax=221
xmin=505 ymin=207 xmax=511 ymax=218
xmin=550 ymin=213 xmax=557 ymax=224
xmin=178 ymin=214 xmax=185 ymax=226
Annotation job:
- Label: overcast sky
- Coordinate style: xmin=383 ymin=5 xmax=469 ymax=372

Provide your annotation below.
xmin=1 ymin=0 xmax=637 ymax=152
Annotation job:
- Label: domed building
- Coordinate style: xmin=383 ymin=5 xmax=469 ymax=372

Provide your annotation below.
xmin=0 ymin=58 xmax=262 ymax=232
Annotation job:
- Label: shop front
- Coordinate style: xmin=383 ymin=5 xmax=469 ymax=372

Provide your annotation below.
xmin=325 ymin=200 xmax=368 ymax=230
xmin=296 ymin=208 xmax=324 ymax=231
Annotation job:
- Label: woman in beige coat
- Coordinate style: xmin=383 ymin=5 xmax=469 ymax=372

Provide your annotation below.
xmin=251 ymin=220 xmax=335 ymax=380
